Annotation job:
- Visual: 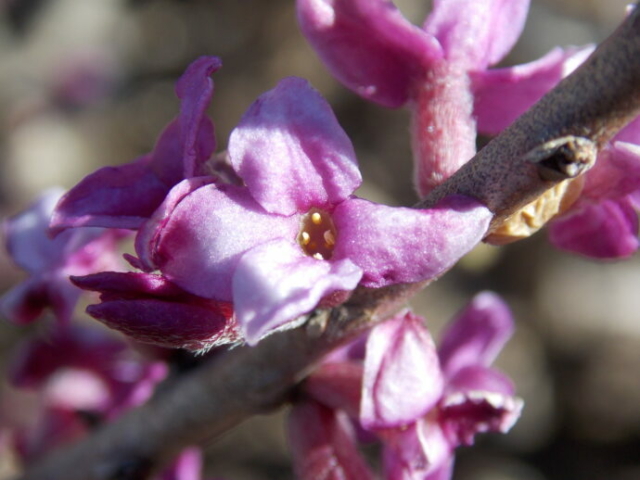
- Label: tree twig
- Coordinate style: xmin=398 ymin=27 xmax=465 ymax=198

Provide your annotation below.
xmin=17 ymin=4 xmax=640 ymax=480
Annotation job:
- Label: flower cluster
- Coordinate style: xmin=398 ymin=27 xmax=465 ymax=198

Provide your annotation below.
xmin=30 ymin=55 xmax=492 ymax=349
xmin=297 ymin=0 xmax=640 ymax=258
xmin=288 ymin=293 xmax=522 ymax=480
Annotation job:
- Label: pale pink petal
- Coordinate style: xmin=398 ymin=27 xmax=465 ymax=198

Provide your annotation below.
xmin=332 ymin=195 xmax=492 ymax=288
xmin=361 ymin=311 xmax=443 ymax=429
xmin=136 ymin=181 xmax=298 ymax=301
xmin=438 ymin=292 xmax=514 ymax=378
xmin=228 ymin=77 xmax=361 ymax=215
xmin=424 ymin=0 xmax=530 ymax=69
xmin=548 ymin=198 xmax=639 ymax=259
xmin=297 ymin=0 xmax=442 ymax=107
xmin=288 ymin=400 xmax=375 ymax=480
xmin=473 ymin=46 xmax=593 ymax=135
xmin=233 ymin=239 xmax=362 ymax=344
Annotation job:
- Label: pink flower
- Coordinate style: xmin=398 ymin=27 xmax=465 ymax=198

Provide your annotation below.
xmin=287 ymin=292 xmax=521 ymax=480
xmin=364 ymin=294 xmax=522 ymax=480
xmin=134 ymin=77 xmax=491 ymax=344
xmin=297 ymin=0 xmax=583 ymax=196
xmin=6 ymin=325 xmax=167 ymax=462
xmin=0 ymin=188 xmax=124 ymax=325
xmin=50 ymin=56 xmax=221 ymax=232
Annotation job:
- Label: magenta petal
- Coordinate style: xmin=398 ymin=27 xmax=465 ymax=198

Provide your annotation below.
xmin=288 ymin=400 xmax=375 ymax=480
xmin=424 ymin=0 xmax=530 ymax=69
xmin=73 ymin=272 xmax=237 ymax=351
xmin=305 ymin=362 xmax=364 ymax=418
xmin=0 ymin=274 xmax=78 ymax=325
xmin=582 ymin=142 xmax=640 ymax=200
xmin=361 ymin=311 xmax=443 ymax=430
xmin=137 ymin=180 xmax=298 ymax=301
xmin=333 ymin=195 xmax=492 ymax=288
xmin=157 ymin=447 xmax=203 ymax=480
xmin=473 ymin=46 xmax=593 ymax=135
xmin=8 ymin=325 xmax=124 ymax=389
xmin=548 ymin=198 xmax=639 ymax=259
xmin=50 ymin=156 xmax=174 ymax=232
xmin=228 ymin=77 xmax=361 ymax=215
xmin=176 ymin=56 xmax=221 ymax=178
xmin=440 ymin=367 xmax=523 ymax=446
xmin=234 ymin=239 xmax=362 ymax=344
xmin=297 ymin=0 xmax=442 ymax=108
xmin=438 ymin=292 xmax=514 ymax=378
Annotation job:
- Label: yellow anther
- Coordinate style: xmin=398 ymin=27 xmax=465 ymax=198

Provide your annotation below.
xmin=323 ymin=230 xmax=335 ymax=247
xmin=311 ymin=212 xmax=322 ymax=225
xmin=312 ymin=252 xmax=324 ymax=260
xmin=301 ymin=231 xmax=311 ymax=245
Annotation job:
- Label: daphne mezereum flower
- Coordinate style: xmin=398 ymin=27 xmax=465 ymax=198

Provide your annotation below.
xmin=285 ymin=292 xmax=521 ymax=480
xmin=6 ymin=324 xmax=167 ymax=462
xmin=297 ymin=0 xmax=588 ymax=197
xmin=363 ymin=293 xmax=522 ymax=480
xmin=134 ymin=77 xmax=491 ymax=344
xmin=0 ymin=188 xmax=124 ymax=325
xmin=50 ymin=56 xmax=221 ymax=232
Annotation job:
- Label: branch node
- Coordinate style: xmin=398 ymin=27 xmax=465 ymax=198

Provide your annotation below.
xmin=525 ymin=136 xmax=597 ymax=182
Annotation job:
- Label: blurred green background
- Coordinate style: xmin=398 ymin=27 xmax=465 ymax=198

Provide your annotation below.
xmin=0 ymin=0 xmax=638 ymax=479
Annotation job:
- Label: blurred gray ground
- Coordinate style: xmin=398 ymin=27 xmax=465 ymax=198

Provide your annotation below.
xmin=0 ymin=0 xmax=639 ymax=479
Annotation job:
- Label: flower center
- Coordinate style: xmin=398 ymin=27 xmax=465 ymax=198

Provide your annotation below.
xmin=298 ymin=208 xmax=337 ymax=260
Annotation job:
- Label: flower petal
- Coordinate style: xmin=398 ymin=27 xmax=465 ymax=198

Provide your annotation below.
xmin=288 ymin=400 xmax=375 ymax=480
xmin=73 ymin=272 xmax=238 ymax=351
xmin=176 ymin=56 xmax=221 ymax=177
xmin=332 ymin=195 xmax=492 ymax=288
xmin=424 ymin=0 xmax=530 ymax=69
xmin=51 ymin=57 xmax=221 ymax=232
xmin=547 ymin=198 xmax=639 ymax=259
xmin=297 ymin=0 xmax=442 ymax=107
xmin=473 ymin=46 xmax=593 ymax=135
xmin=50 ymin=154 xmax=175 ymax=232
xmin=233 ymin=239 xmax=362 ymax=344
xmin=381 ymin=420 xmax=452 ymax=480
xmin=440 ymin=367 xmax=523 ymax=446
xmin=361 ymin=311 xmax=443 ymax=430
xmin=228 ymin=77 xmax=361 ymax=215
xmin=305 ymin=362 xmax=364 ymax=418
xmin=438 ymin=292 xmax=514 ymax=378
xmin=158 ymin=447 xmax=204 ymax=480
xmin=137 ymin=180 xmax=298 ymax=301
xmin=581 ymin=142 xmax=640 ymax=200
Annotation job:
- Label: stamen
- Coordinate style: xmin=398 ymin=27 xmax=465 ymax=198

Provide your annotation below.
xmin=323 ymin=230 xmax=335 ymax=247
xmin=298 ymin=208 xmax=338 ymax=260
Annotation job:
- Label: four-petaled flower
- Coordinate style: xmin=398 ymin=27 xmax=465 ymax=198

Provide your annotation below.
xmin=134 ymin=76 xmax=491 ymax=343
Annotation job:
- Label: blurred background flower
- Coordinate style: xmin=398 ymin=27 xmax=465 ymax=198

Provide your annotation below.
xmin=1 ymin=1 xmax=638 ymax=479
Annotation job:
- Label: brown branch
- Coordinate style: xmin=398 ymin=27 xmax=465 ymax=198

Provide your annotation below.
xmin=17 ymin=4 xmax=640 ymax=480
